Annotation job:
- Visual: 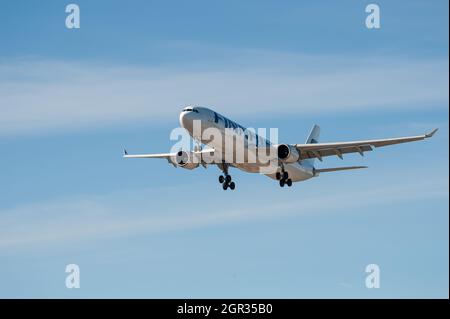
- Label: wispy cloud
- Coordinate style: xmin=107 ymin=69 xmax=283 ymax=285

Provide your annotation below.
xmin=0 ymin=51 xmax=448 ymax=136
xmin=0 ymin=177 xmax=447 ymax=251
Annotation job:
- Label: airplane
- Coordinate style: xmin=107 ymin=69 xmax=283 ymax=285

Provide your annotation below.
xmin=124 ymin=106 xmax=438 ymax=190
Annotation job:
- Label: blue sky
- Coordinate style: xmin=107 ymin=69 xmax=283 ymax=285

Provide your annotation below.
xmin=0 ymin=0 xmax=448 ymax=298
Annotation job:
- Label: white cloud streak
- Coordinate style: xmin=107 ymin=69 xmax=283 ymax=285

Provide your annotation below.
xmin=0 ymin=177 xmax=447 ymax=251
xmin=0 ymin=52 xmax=448 ymax=136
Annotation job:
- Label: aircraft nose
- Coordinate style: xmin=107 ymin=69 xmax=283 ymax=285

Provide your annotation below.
xmin=179 ymin=110 xmax=194 ymax=132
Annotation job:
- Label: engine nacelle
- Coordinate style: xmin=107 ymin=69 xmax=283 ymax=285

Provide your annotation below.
xmin=277 ymin=144 xmax=300 ymax=163
xmin=172 ymin=150 xmax=200 ymax=170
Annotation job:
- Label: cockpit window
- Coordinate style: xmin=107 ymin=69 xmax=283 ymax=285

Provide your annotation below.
xmin=182 ymin=107 xmax=199 ymax=113
xmin=182 ymin=107 xmax=193 ymax=112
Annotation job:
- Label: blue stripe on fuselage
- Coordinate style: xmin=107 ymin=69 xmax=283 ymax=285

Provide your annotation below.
xmin=213 ymin=111 xmax=271 ymax=147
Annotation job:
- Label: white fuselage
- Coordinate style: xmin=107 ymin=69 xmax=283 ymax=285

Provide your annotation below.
xmin=179 ymin=107 xmax=314 ymax=182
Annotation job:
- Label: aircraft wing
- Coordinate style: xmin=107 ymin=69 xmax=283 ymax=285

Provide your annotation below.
xmin=123 ymin=152 xmax=173 ymax=159
xmin=123 ymin=148 xmax=215 ymax=159
xmin=294 ymin=128 xmax=438 ymax=161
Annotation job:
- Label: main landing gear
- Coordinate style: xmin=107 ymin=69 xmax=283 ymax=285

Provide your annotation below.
xmin=218 ymin=163 xmax=235 ymax=190
xmin=276 ymin=170 xmax=292 ymax=187
xmin=219 ymin=174 xmax=235 ymax=190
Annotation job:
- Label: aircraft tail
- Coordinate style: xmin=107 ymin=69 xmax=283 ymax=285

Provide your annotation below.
xmin=303 ymin=124 xmax=320 ymax=166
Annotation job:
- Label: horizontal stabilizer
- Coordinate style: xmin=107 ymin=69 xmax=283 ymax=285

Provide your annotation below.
xmin=315 ymin=166 xmax=368 ymax=173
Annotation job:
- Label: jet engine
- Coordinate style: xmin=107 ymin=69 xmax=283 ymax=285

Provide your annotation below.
xmin=172 ymin=150 xmax=200 ymax=170
xmin=277 ymin=144 xmax=300 ymax=163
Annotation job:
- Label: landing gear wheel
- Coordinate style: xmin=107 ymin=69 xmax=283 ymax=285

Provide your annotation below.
xmin=283 ymin=171 xmax=289 ymax=180
xmin=218 ymin=164 xmax=236 ymax=190
xmin=276 ymin=172 xmax=281 ymax=180
xmin=279 ymin=179 xmax=285 ymax=187
xmin=286 ymin=179 xmax=292 ymax=187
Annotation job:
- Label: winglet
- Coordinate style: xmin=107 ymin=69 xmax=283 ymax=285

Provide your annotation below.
xmin=425 ymin=128 xmax=438 ymax=138
xmin=123 ymin=149 xmax=128 ymax=156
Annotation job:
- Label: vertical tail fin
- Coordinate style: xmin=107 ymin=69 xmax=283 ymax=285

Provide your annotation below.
xmin=303 ymin=124 xmax=320 ymax=167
